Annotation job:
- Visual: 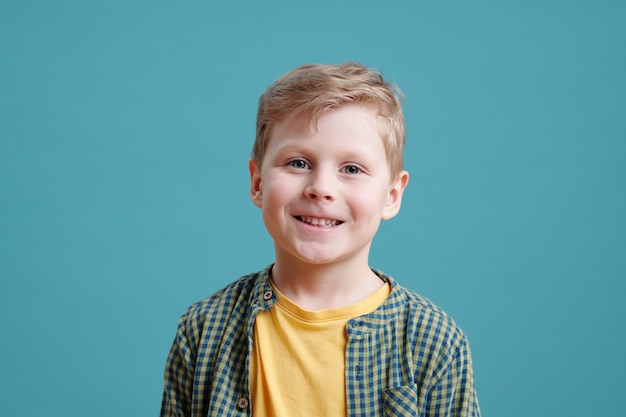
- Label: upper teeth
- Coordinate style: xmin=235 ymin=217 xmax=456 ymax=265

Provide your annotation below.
xmin=300 ymin=216 xmax=338 ymax=226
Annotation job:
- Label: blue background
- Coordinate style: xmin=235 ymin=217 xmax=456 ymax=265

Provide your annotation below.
xmin=1 ymin=1 xmax=625 ymax=415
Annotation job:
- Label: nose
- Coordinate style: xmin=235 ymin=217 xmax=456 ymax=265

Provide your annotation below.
xmin=304 ymin=169 xmax=335 ymax=202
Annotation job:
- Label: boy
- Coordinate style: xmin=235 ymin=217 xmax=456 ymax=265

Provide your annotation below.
xmin=160 ymin=62 xmax=480 ymax=416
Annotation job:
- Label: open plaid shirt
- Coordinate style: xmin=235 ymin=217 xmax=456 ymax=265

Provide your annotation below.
xmin=160 ymin=265 xmax=480 ymax=416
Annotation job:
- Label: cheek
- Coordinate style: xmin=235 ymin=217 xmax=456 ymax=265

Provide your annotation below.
xmin=349 ymin=195 xmax=378 ymax=216
xmin=261 ymin=178 xmax=296 ymax=215
xmin=351 ymin=188 xmax=390 ymax=217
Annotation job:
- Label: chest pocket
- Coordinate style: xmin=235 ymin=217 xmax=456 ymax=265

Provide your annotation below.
xmin=383 ymin=385 xmax=421 ymax=417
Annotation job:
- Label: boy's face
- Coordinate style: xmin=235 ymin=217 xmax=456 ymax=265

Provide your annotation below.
xmin=249 ymin=104 xmax=408 ymax=268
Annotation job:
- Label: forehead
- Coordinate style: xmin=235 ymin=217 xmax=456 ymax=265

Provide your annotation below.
xmin=271 ymin=104 xmax=384 ymax=143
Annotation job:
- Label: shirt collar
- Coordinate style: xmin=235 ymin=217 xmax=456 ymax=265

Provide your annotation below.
xmin=248 ymin=264 xmax=407 ymax=337
xmin=346 ymin=269 xmax=408 ymax=337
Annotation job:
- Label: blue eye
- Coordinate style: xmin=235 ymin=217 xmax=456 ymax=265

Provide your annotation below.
xmin=343 ymin=165 xmax=361 ymax=174
xmin=289 ymin=159 xmax=310 ymax=169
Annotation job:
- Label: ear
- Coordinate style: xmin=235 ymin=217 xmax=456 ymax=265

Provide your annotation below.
xmin=249 ymin=159 xmax=263 ymax=208
xmin=382 ymin=170 xmax=409 ymax=220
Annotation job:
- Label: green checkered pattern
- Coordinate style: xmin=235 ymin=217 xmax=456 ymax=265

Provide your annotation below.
xmin=160 ymin=265 xmax=480 ymax=416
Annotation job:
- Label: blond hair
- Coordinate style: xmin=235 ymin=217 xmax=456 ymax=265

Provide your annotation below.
xmin=252 ymin=62 xmax=406 ymax=179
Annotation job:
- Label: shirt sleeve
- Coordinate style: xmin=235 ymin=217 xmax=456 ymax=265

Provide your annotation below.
xmin=160 ymin=308 xmax=196 ymax=417
xmin=425 ymin=336 xmax=481 ymax=417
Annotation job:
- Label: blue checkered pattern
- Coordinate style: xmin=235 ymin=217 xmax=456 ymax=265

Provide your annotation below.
xmin=160 ymin=265 xmax=480 ymax=416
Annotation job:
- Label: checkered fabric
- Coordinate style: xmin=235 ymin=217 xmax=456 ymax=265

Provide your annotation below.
xmin=160 ymin=265 xmax=480 ymax=417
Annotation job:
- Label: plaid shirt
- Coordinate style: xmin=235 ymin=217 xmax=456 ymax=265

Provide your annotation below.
xmin=160 ymin=265 xmax=480 ymax=417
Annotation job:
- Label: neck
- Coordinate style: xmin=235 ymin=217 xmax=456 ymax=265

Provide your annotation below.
xmin=270 ymin=252 xmax=384 ymax=311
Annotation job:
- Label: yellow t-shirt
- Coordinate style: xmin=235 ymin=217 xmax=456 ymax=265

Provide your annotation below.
xmin=250 ymin=281 xmax=390 ymax=417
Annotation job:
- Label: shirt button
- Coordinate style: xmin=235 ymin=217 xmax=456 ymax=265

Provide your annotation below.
xmin=237 ymin=397 xmax=249 ymax=409
xmin=263 ymin=290 xmax=273 ymax=300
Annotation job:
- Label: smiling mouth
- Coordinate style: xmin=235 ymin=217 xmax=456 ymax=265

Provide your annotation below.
xmin=295 ymin=216 xmax=343 ymax=227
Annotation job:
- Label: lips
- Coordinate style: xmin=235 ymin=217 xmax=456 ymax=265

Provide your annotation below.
xmin=295 ymin=216 xmax=343 ymax=227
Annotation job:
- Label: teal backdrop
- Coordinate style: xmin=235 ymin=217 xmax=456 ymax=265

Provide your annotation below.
xmin=1 ymin=1 xmax=624 ymax=416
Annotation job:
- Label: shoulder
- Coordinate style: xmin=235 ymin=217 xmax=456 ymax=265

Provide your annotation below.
xmin=378 ymin=274 xmax=473 ymax=386
xmin=177 ymin=267 xmax=270 ymax=336
xmin=380 ymin=271 xmax=469 ymax=354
